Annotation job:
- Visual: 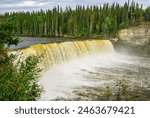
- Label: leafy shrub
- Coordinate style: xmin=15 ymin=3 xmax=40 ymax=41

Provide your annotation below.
xmin=104 ymin=80 xmax=141 ymax=101
xmin=0 ymin=50 xmax=43 ymax=100
xmin=0 ymin=19 xmax=43 ymax=101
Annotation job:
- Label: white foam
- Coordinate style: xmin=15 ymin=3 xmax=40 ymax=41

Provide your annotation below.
xmin=39 ymin=53 xmax=135 ymax=100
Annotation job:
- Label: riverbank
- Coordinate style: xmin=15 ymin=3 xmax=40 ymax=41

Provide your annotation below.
xmin=15 ymin=23 xmax=150 ymax=55
xmin=111 ymin=23 xmax=150 ymax=55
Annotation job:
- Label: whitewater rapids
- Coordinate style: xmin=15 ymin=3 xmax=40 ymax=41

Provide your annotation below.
xmin=39 ymin=53 xmax=150 ymax=100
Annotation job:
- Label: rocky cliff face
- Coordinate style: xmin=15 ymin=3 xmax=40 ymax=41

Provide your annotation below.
xmin=118 ymin=24 xmax=150 ymax=45
xmin=112 ymin=23 xmax=150 ymax=55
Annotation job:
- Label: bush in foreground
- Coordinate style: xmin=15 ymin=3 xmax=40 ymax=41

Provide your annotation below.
xmin=0 ymin=19 xmax=43 ymax=101
xmin=0 ymin=50 xmax=43 ymax=100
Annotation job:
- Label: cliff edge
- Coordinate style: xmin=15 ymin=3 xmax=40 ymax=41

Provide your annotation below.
xmin=112 ymin=23 xmax=150 ymax=55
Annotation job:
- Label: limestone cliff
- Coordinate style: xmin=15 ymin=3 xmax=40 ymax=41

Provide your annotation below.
xmin=112 ymin=23 xmax=150 ymax=55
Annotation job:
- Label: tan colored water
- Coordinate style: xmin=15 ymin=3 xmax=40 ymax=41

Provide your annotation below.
xmin=19 ymin=40 xmax=114 ymax=71
xmin=15 ymin=38 xmax=150 ymax=100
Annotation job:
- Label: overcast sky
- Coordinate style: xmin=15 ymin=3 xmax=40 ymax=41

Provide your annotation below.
xmin=0 ymin=0 xmax=149 ymax=13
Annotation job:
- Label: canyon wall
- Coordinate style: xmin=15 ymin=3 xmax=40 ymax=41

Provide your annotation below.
xmin=112 ymin=23 xmax=150 ymax=55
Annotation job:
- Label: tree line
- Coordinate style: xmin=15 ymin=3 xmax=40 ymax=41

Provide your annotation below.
xmin=1 ymin=1 xmax=150 ymax=38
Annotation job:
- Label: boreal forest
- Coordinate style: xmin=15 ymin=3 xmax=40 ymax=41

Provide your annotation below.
xmin=0 ymin=1 xmax=150 ymax=38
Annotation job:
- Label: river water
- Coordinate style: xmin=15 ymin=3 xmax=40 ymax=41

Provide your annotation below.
xmin=39 ymin=53 xmax=150 ymax=101
xmin=11 ymin=37 xmax=150 ymax=101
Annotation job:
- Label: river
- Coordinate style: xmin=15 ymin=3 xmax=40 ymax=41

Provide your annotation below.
xmin=11 ymin=37 xmax=150 ymax=101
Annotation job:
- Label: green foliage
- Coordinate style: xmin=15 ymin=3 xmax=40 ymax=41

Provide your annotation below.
xmin=119 ymin=22 xmax=128 ymax=29
xmin=0 ymin=43 xmax=4 ymax=51
xmin=115 ymin=80 xmax=128 ymax=100
xmin=104 ymin=86 xmax=112 ymax=100
xmin=0 ymin=19 xmax=19 ymax=47
xmin=101 ymin=17 xmax=115 ymax=38
xmin=0 ymin=51 xmax=42 ymax=100
xmin=1 ymin=1 xmax=149 ymax=38
xmin=80 ymin=28 xmax=90 ymax=37
xmin=103 ymin=80 xmax=141 ymax=101
xmin=0 ymin=19 xmax=43 ymax=101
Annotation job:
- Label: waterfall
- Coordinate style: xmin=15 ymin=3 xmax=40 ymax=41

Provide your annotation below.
xmin=18 ymin=39 xmax=114 ymax=72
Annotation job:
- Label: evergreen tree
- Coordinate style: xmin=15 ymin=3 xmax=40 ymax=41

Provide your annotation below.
xmin=1 ymin=2 xmax=149 ymax=38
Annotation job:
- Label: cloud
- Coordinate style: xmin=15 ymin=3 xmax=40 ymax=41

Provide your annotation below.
xmin=0 ymin=0 xmax=149 ymax=13
xmin=0 ymin=0 xmax=49 ymax=8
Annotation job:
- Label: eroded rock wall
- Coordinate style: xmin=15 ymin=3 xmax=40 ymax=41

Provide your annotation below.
xmin=118 ymin=24 xmax=150 ymax=45
xmin=112 ymin=23 xmax=150 ymax=55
